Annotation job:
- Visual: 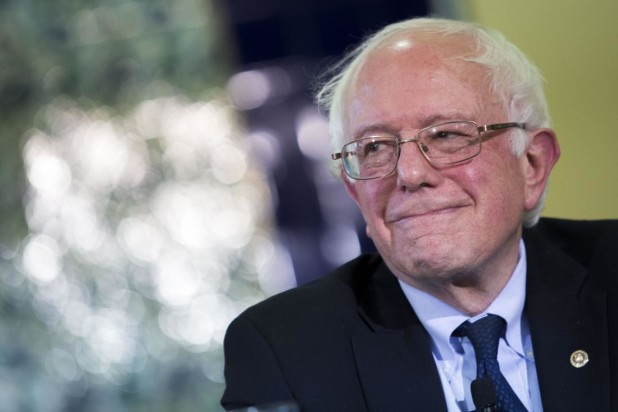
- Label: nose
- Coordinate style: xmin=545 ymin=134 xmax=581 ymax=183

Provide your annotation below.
xmin=394 ymin=140 xmax=442 ymax=191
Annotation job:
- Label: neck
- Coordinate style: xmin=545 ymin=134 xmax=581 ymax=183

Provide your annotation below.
xmin=400 ymin=244 xmax=521 ymax=317
xmin=425 ymin=279 xmax=509 ymax=316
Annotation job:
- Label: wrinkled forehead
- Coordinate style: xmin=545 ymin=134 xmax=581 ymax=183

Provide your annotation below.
xmin=379 ymin=31 xmax=476 ymax=57
xmin=353 ymin=32 xmax=487 ymax=93
xmin=344 ymin=33 xmax=501 ymax=129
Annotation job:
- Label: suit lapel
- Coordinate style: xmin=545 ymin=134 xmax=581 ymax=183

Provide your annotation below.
xmin=351 ymin=263 xmax=448 ymax=411
xmin=524 ymin=228 xmax=611 ymax=411
xmin=347 ymin=226 xmax=613 ymax=411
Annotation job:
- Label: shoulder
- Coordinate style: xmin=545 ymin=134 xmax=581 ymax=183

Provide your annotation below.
xmin=531 ymin=217 xmax=618 ymax=240
xmin=527 ymin=217 xmax=618 ymax=259
xmin=526 ymin=217 xmax=618 ymax=289
xmin=231 ymin=253 xmax=383 ymax=333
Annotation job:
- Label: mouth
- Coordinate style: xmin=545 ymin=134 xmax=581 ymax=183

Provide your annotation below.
xmin=387 ymin=203 xmax=469 ymax=223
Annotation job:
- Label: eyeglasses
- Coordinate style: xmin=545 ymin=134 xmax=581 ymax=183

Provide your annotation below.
xmin=331 ymin=121 xmax=526 ymax=180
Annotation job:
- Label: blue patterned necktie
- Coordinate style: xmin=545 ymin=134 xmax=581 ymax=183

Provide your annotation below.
xmin=455 ymin=314 xmax=528 ymax=412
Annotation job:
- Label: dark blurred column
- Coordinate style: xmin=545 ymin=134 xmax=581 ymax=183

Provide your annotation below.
xmin=222 ymin=0 xmax=429 ymax=285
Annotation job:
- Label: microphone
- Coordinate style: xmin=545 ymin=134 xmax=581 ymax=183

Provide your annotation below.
xmin=471 ymin=377 xmax=498 ymax=412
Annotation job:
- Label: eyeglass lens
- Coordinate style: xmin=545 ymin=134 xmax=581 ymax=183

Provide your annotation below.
xmin=341 ymin=121 xmax=481 ymax=179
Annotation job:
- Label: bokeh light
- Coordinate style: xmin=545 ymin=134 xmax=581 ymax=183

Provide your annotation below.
xmin=11 ymin=93 xmax=290 ymax=410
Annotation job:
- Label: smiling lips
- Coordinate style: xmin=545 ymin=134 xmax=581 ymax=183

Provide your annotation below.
xmin=387 ymin=201 xmax=471 ymax=223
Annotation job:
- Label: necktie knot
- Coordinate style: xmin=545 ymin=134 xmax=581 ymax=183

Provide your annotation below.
xmin=455 ymin=314 xmax=505 ymax=365
xmin=454 ymin=314 xmax=528 ymax=412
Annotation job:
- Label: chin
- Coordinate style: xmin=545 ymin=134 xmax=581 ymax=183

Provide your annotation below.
xmin=384 ymin=244 xmax=451 ymax=274
xmin=392 ymin=236 xmax=473 ymax=275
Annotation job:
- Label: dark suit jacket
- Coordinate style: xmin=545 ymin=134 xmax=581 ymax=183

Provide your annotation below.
xmin=221 ymin=218 xmax=618 ymax=411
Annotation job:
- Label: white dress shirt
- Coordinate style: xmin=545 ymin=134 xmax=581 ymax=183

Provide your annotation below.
xmin=398 ymin=240 xmax=543 ymax=411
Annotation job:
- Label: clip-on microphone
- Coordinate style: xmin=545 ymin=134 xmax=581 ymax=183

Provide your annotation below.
xmin=471 ymin=377 xmax=499 ymax=412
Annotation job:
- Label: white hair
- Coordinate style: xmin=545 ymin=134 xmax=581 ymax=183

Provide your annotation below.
xmin=316 ymin=17 xmax=552 ymax=227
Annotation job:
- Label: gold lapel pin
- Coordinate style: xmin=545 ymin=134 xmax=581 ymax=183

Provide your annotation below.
xmin=570 ymin=350 xmax=589 ymax=368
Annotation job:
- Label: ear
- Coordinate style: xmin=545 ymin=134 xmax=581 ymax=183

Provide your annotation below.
xmin=523 ymin=128 xmax=561 ymax=210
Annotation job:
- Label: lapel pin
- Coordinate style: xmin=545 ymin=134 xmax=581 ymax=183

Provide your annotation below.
xmin=570 ymin=350 xmax=589 ymax=368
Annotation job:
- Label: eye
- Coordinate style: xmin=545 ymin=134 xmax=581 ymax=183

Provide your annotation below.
xmin=365 ymin=141 xmax=383 ymax=153
xmin=431 ymin=129 xmax=465 ymax=139
xmin=360 ymin=138 xmax=396 ymax=157
xmin=424 ymin=122 xmax=477 ymax=141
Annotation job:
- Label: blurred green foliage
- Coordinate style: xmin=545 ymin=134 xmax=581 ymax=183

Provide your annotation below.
xmin=0 ymin=1 xmax=266 ymax=411
xmin=0 ymin=0 xmax=232 ymax=246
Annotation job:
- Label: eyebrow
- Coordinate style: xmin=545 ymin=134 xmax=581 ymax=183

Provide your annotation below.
xmin=350 ymin=111 xmax=474 ymax=141
xmin=351 ymin=123 xmax=400 ymax=141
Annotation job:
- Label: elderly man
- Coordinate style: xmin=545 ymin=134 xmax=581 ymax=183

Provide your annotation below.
xmin=221 ymin=17 xmax=618 ymax=412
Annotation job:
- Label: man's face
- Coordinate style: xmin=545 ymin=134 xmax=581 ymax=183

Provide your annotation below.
xmin=343 ymin=37 xmax=539 ymax=291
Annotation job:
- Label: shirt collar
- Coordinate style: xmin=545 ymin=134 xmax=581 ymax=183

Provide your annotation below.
xmin=398 ymin=240 xmax=528 ymax=359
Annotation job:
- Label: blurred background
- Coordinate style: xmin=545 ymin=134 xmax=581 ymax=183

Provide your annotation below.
xmin=0 ymin=0 xmax=616 ymax=410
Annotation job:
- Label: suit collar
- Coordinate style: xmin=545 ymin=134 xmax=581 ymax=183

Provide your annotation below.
xmin=350 ymin=227 xmax=611 ymax=411
xmin=351 ymin=260 xmax=448 ymax=411
xmin=356 ymin=261 xmax=419 ymax=330
xmin=523 ymin=227 xmax=611 ymax=410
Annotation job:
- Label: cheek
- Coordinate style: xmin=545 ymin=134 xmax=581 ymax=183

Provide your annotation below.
xmin=355 ymin=183 xmax=392 ymax=232
xmin=470 ymin=157 xmax=526 ymax=218
xmin=357 ymin=187 xmax=385 ymax=218
xmin=453 ymin=153 xmax=525 ymax=214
